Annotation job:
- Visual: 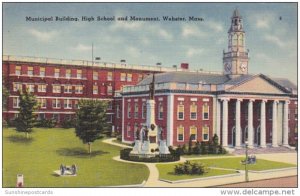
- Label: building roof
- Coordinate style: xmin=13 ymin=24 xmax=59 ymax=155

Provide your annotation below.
xmin=138 ymin=72 xmax=230 ymax=85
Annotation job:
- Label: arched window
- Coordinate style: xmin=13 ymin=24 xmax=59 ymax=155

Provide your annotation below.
xmin=239 ymin=34 xmax=244 ymax=46
xmin=190 ymin=126 xmax=197 ymax=141
xmin=232 ymin=34 xmax=238 ymax=46
xmin=158 ymin=102 xmax=164 ymax=120
xmin=177 ymin=125 xmax=184 ymax=141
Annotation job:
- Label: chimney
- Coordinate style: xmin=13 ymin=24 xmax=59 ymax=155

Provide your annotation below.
xmin=181 ymin=63 xmax=189 ymax=69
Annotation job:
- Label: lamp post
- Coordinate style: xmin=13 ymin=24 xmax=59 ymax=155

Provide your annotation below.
xmin=245 ymin=140 xmax=249 ymax=182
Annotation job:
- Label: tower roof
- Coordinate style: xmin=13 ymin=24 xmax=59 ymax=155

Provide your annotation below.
xmin=232 ymin=8 xmax=241 ymax=18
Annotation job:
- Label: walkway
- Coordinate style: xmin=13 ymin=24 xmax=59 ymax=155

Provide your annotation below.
xmin=103 ymin=138 xmax=297 ymax=187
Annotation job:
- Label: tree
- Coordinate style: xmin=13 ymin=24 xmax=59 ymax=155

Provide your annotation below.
xmin=75 ymin=99 xmax=110 ymax=154
xmin=14 ymin=90 xmax=38 ymax=138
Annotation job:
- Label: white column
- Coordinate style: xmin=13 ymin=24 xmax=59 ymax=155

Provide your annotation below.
xmin=260 ymin=99 xmax=267 ymax=148
xmin=272 ymin=100 xmax=279 ymax=147
xmin=216 ymin=99 xmax=221 ymax=143
xmin=247 ymin=99 xmax=254 ymax=147
xmin=221 ymin=98 xmax=229 ymax=147
xmin=283 ymin=100 xmax=290 ymax=146
xmin=235 ymin=99 xmax=242 ymax=148
xmin=167 ymin=94 xmax=174 ymax=146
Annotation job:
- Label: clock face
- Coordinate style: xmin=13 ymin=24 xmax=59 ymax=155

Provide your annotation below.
xmin=225 ymin=63 xmax=232 ymax=72
xmin=240 ymin=63 xmax=247 ymax=72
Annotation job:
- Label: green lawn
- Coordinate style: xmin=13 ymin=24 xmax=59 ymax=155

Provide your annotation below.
xmin=156 ymin=157 xmax=296 ymax=181
xmin=3 ymin=128 xmax=149 ymax=187
xmin=191 ymin=157 xmax=296 ymax=171
xmin=182 ymin=154 xmax=231 ymax=158
xmin=157 ymin=164 xmax=236 ymax=181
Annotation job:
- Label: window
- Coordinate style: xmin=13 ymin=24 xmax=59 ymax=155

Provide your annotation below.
xmin=134 ymin=123 xmax=139 ymax=137
xmin=177 ymin=103 xmax=184 ymax=120
xmin=190 ymin=102 xmax=197 ymax=120
xmin=13 ymin=97 xmax=20 ymax=108
xmin=52 ymin=99 xmax=61 ymax=108
xmin=116 ymin=104 xmax=120 ymax=118
xmin=190 ymin=126 xmax=197 ymax=141
xmin=28 ymin=67 xmax=33 ymax=76
xmin=189 ymin=84 xmax=198 ymax=90
xmin=93 ymin=71 xmax=98 ymax=80
xmin=107 ymin=114 xmax=113 ymax=123
xmin=37 ymin=98 xmax=46 ymax=108
xmin=232 ymin=34 xmax=238 ymax=46
xmin=54 ymin=68 xmax=60 ymax=78
xmin=127 ymin=123 xmax=131 ymax=136
xmin=177 ymin=83 xmax=186 ymax=89
xmin=121 ymin=73 xmax=126 ymax=81
xmin=127 ymin=103 xmax=131 ymax=118
xmin=15 ymin=66 xmax=21 ymax=75
xmin=66 ymin=69 xmax=71 ymax=78
xmin=14 ymin=113 xmax=19 ymax=119
xmin=13 ymin=83 xmax=22 ymax=92
xmin=239 ymin=34 xmax=244 ymax=46
xmin=74 ymin=100 xmax=79 ymax=109
xmin=107 ymin=86 xmax=113 ymax=95
xmin=38 ymin=84 xmax=46 ymax=92
xmin=93 ymin=85 xmax=98 ymax=94
xmin=40 ymin=67 xmax=45 ymax=77
xmin=142 ymin=102 xmax=147 ymax=119
xmin=138 ymin=74 xmax=143 ymax=82
xmin=75 ymin=85 xmax=83 ymax=94
xmin=77 ymin=70 xmax=82 ymax=79
xmin=53 ymin=85 xmax=61 ymax=93
xmin=108 ymin=101 xmax=113 ymax=110
xmin=26 ymin=84 xmax=35 ymax=93
xmin=203 ymin=103 xmax=209 ymax=120
xmin=52 ymin=114 xmax=60 ymax=122
xmin=127 ymin=74 xmax=132 ymax=82
xmin=64 ymin=99 xmax=72 ymax=109
xmin=134 ymin=103 xmax=139 ymax=119
xmin=64 ymin=85 xmax=72 ymax=93
xmin=295 ymin=108 xmax=298 ymax=120
xmin=268 ymin=106 xmax=272 ymax=120
xmin=38 ymin=113 xmax=45 ymax=120
xmin=107 ymin=72 xmax=113 ymax=81
xmin=158 ymin=102 xmax=163 ymax=120
xmin=202 ymin=126 xmax=209 ymax=141
xmin=177 ymin=125 xmax=184 ymax=141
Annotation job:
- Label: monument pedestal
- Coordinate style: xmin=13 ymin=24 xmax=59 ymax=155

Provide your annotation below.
xmin=159 ymin=140 xmax=170 ymax=154
xmin=130 ymin=140 xmax=141 ymax=154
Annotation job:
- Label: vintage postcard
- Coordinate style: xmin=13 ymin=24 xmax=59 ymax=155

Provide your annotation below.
xmin=1 ymin=1 xmax=298 ymax=195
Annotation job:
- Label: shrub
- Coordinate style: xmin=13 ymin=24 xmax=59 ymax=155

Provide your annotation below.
xmin=61 ymin=118 xmax=76 ymax=128
xmin=116 ymin=134 xmax=122 ymax=141
xmin=2 ymin=119 xmax=8 ymax=128
xmin=35 ymin=119 xmax=56 ymax=128
xmin=176 ymin=145 xmax=184 ymax=155
xmin=193 ymin=141 xmax=201 ymax=154
xmin=174 ymin=161 xmax=208 ymax=175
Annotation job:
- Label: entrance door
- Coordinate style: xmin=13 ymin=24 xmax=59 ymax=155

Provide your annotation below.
xmin=257 ymin=127 xmax=261 ymax=146
xmin=232 ymin=127 xmax=236 ymax=147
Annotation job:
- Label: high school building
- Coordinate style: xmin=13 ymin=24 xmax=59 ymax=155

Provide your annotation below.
xmin=2 ymin=9 xmax=297 ymax=148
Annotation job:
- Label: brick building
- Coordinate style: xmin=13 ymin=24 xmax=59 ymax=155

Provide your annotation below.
xmin=2 ymin=9 xmax=297 ymax=148
xmin=121 ymin=9 xmax=298 ymax=148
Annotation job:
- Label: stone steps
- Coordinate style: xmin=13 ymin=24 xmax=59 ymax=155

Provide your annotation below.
xmin=233 ymin=146 xmax=296 ymax=155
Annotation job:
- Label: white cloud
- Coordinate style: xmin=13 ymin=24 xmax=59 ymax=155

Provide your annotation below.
xmin=206 ymin=20 xmax=224 ymax=32
xmin=73 ymin=44 xmax=92 ymax=51
xmin=28 ymin=29 xmax=58 ymax=42
xmin=264 ymin=35 xmax=285 ymax=48
xmin=127 ymin=46 xmax=141 ymax=58
xmin=182 ymin=24 xmax=207 ymax=38
xmin=186 ymin=48 xmax=204 ymax=58
xmin=158 ymin=29 xmax=173 ymax=40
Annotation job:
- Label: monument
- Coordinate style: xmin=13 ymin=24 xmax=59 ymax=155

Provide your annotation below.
xmin=130 ymin=74 xmax=170 ymax=156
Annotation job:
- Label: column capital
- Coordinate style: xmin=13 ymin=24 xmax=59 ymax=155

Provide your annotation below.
xmin=285 ymin=100 xmax=290 ymax=104
xmin=236 ymin=98 xmax=243 ymax=102
xmin=220 ymin=98 xmax=230 ymax=102
xmin=249 ymin=99 xmax=255 ymax=102
xmin=261 ymin=99 xmax=268 ymax=103
xmin=273 ymin=100 xmax=279 ymax=104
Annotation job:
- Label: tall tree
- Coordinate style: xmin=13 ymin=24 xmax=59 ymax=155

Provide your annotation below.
xmin=15 ymin=89 xmax=38 ymax=138
xmin=75 ymin=100 xmax=110 ymax=154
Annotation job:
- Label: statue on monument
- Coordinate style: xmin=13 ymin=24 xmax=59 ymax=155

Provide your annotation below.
xmin=149 ymin=74 xmax=155 ymax=100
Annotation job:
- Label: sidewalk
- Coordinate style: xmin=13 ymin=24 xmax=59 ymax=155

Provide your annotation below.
xmin=103 ymin=138 xmax=298 ymax=187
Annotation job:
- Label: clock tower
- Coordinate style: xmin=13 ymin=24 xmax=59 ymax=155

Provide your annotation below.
xmin=223 ymin=9 xmax=249 ymax=76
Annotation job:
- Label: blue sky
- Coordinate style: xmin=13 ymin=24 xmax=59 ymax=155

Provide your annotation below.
xmin=2 ymin=3 xmax=297 ymax=84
